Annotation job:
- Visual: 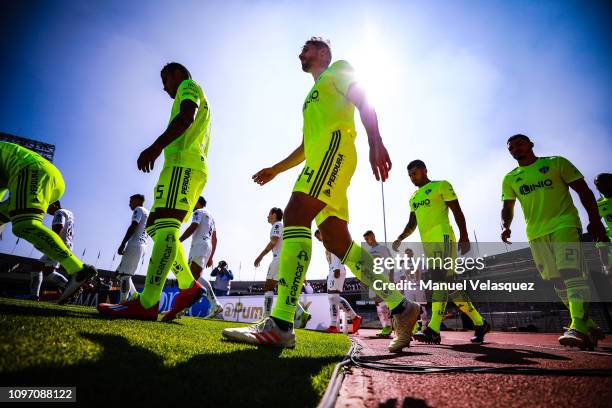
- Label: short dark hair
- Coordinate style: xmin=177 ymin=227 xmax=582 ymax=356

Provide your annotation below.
xmin=306 ymin=36 xmax=332 ymax=64
xmin=161 ymin=62 xmax=191 ymax=79
xmin=130 ymin=194 xmax=145 ymax=202
xmin=314 ymin=229 xmax=321 ymax=236
xmin=51 ymin=200 xmax=61 ymax=208
xmin=407 ymin=160 xmax=426 ymax=170
xmin=363 ymin=230 xmax=374 ymax=238
xmin=595 ymin=173 xmax=612 ymax=183
xmin=198 ymin=196 xmax=207 ymax=207
xmin=270 ymin=207 xmax=283 ymax=221
xmin=507 ymin=134 xmax=531 ymax=144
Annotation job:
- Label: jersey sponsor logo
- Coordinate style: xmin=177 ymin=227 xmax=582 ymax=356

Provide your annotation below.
xmin=539 ymin=166 xmax=550 ymax=174
xmin=326 ymin=154 xmax=345 ymax=188
xmin=302 ymin=89 xmax=320 ymax=111
xmin=519 ymin=179 xmax=553 ymax=195
xmin=181 ymin=168 xmax=192 ymax=195
xmin=412 ymin=199 xmax=431 ymax=210
xmin=287 ymin=262 xmax=305 ymax=305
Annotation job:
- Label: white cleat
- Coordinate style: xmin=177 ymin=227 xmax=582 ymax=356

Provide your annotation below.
xmin=388 ymin=300 xmax=420 ymax=353
xmin=205 ymin=302 xmax=224 ymax=318
xmin=57 ymin=264 xmax=97 ymax=305
xmin=222 ymin=317 xmax=296 ymax=348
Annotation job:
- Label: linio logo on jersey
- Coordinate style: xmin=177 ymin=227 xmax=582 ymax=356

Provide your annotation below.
xmin=519 ymin=179 xmax=553 ymax=195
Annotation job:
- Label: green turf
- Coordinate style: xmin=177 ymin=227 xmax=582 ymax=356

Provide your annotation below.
xmin=0 ymin=298 xmax=350 ymax=407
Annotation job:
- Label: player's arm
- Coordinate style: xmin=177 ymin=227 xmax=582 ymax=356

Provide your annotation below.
xmin=392 ymin=212 xmax=417 ymax=251
xmin=137 ymin=99 xmax=198 ymax=172
xmin=254 ymin=236 xmax=279 ymax=267
xmin=208 ymin=229 xmax=217 ymax=268
xmin=179 ymin=222 xmax=199 ymax=242
xmin=346 ymin=83 xmax=391 ymax=182
xmin=501 ymin=200 xmax=515 ymax=244
xmin=118 ymin=221 xmax=139 ymax=254
xmin=447 ymin=200 xmax=470 ymax=255
xmin=252 ymin=139 xmax=305 ymax=186
xmin=569 ymin=179 xmax=609 ymax=242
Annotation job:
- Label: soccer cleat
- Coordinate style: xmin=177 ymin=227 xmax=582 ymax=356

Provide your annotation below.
xmin=470 ymin=320 xmax=491 ymax=344
xmin=351 ymin=315 xmax=363 ymax=334
xmin=298 ymin=311 xmax=312 ymax=329
xmin=413 ymin=326 xmax=442 ymax=345
xmin=205 ymin=302 xmax=224 ymax=319
xmin=558 ymin=328 xmax=594 ymax=350
xmin=326 ymin=326 xmax=340 ymax=333
xmin=97 ymin=298 xmax=158 ymax=321
xmin=222 ymin=317 xmax=296 ymax=348
xmin=57 ymin=264 xmax=97 ymax=305
xmin=161 ymin=281 xmax=205 ymax=322
xmin=388 ymin=300 xmax=420 ymax=353
xmin=376 ymin=325 xmax=393 ymax=338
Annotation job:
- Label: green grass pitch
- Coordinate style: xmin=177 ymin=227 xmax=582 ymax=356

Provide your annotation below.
xmin=0 ymin=298 xmax=350 ymax=407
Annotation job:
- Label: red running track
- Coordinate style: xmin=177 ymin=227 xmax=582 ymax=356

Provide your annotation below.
xmin=336 ymin=329 xmax=612 ymax=408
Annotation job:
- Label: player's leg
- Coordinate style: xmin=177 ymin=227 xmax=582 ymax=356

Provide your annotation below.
xmin=327 ymin=292 xmax=340 ymax=332
xmin=30 ymin=271 xmax=43 ymax=300
xmin=189 ymin=250 xmax=223 ymax=318
xmin=264 ymin=257 xmax=280 ymax=317
xmin=115 ymin=244 xmax=143 ymax=303
xmin=7 ymin=163 xmax=96 ymax=304
xmin=375 ymin=301 xmax=392 ymax=337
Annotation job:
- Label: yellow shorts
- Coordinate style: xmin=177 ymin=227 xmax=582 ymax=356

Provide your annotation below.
xmin=0 ymin=161 xmax=64 ymax=219
xmin=151 ymin=166 xmax=207 ymax=222
xmin=422 ymin=230 xmax=457 ymax=277
xmin=529 ymin=227 xmax=586 ymax=280
xmin=293 ymin=129 xmax=357 ymax=226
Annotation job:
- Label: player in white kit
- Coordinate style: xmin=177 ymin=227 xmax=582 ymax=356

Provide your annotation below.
xmin=176 ymin=196 xmax=222 ymax=318
xmin=398 ymin=247 xmax=428 ymax=335
xmin=30 ymin=201 xmax=73 ymax=300
xmin=254 ymin=207 xmax=311 ymax=327
xmin=116 ymin=194 xmax=149 ymax=303
xmin=363 ymin=230 xmax=394 ymax=338
xmin=314 ymin=230 xmax=362 ymax=334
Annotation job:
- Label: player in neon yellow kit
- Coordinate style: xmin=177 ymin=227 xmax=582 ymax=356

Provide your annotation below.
xmin=392 ymin=160 xmax=490 ymax=344
xmin=501 ymin=134 xmax=607 ymax=349
xmin=98 ymin=62 xmax=211 ymax=321
xmin=594 ymin=173 xmax=612 ymax=277
xmin=0 ymin=141 xmax=97 ymax=303
xmin=222 ymin=37 xmax=419 ymax=352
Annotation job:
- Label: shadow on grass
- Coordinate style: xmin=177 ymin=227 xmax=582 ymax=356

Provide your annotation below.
xmin=0 ymin=332 xmax=340 ymax=407
xmin=446 ymin=343 xmax=571 ymax=365
xmin=0 ymin=301 xmax=98 ymax=320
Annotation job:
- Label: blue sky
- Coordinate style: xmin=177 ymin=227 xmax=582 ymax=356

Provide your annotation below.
xmin=1 ymin=0 xmax=611 ymax=280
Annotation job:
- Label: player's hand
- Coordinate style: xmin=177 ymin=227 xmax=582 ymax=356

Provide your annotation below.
xmin=206 ymin=257 xmax=213 ymax=268
xmin=368 ymin=138 xmax=392 ymax=182
xmin=254 ymin=256 xmax=262 ymax=267
xmin=117 ymin=244 xmax=125 ymax=255
xmin=587 ymin=221 xmax=609 ymax=243
xmin=458 ymin=236 xmax=471 ymax=255
xmin=252 ymin=167 xmax=278 ymax=186
xmin=501 ymin=228 xmax=512 ymax=244
xmin=392 ymin=239 xmax=402 ymax=252
xmin=137 ymin=143 xmax=163 ymax=173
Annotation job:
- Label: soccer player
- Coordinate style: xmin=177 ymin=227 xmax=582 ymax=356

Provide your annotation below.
xmin=0 ymin=142 xmax=96 ymax=303
xmin=98 ymin=62 xmax=211 ymax=322
xmin=254 ymin=207 xmax=311 ymax=327
xmin=115 ymin=194 xmax=149 ymax=303
xmin=222 ymin=37 xmax=419 ymax=352
xmin=30 ymin=201 xmax=73 ymax=300
xmin=363 ymin=230 xmax=393 ymax=338
xmin=174 ymin=196 xmax=223 ymax=318
xmin=594 ymin=173 xmax=612 ymax=277
xmin=399 ymin=247 xmax=428 ymax=335
xmin=392 ymin=160 xmax=490 ymax=344
xmin=314 ymin=229 xmax=362 ymax=333
xmin=501 ymin=134 xmax=608 ymax=349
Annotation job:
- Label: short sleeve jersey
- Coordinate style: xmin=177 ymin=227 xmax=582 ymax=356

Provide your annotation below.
xmin=0 ymin=142 xmax=46 ymax=187
xmin=53 ymin=209 xmax=74 ymax=250
xmin=270 ymin=221 xmax=283 ymax=256
xmin=127 ymin=206 xmax=149 ymax=246
xmin=501 ymin=156 xmax=582 ymax=240
xmin=302 ymin=60 xmax=356 ymax=157
xmin=409 ymin=180 xmax=457 ymax=241
xmin=191 ymin=208 xmax=215 ymax=244
xmin=597 ymin=196 xmax=612 ymax=239
xmin=164 ymin=79 xmax=211 ymax=172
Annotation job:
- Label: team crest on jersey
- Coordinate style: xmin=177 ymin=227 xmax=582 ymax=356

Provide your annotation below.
xmin=425 ymin=189 xmax=432 ymax=195
xmin=539 ymin=166 xmax=550 ymax=174
xmin=515 ymin=177 xmax=523 ymax=183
